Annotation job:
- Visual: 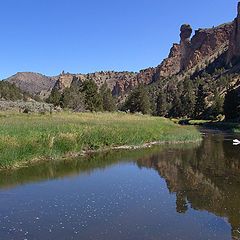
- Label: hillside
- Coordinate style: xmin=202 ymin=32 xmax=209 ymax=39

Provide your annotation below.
xmin=5 ymin=72 xmax=58 ymax=99
xmin=0 ymin=81 xmax=26 ymax=101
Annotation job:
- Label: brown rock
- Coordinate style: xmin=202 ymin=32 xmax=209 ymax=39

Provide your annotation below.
xmin=226 ymin=2 xmax=240 ymax=65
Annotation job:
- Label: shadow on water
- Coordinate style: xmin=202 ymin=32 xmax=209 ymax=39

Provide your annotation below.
xmin=0 ymin=129 xmax=240 ymax=239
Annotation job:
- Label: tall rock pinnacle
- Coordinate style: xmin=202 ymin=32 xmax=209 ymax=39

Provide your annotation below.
xmin=226 ymin=2 xmax=240 ymax=65
xmin=180 ymin=24 xmax=192 ymax=71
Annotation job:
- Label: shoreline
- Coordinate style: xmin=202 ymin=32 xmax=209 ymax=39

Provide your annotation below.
xmin=0 ymin=138 xmax=202 ymax=171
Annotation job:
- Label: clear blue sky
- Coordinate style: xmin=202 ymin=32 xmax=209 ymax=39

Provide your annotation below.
xmin=0 ymin=0 xmax=238 ymax=79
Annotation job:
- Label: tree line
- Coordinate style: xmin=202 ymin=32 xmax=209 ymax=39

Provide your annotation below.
xmin=44 ymin=73 xmax=240 ymax=121
xmin=122 ymin=73 xmax=240 ymax=121
xmin=47 ymin=79 xmax=116 ymax=112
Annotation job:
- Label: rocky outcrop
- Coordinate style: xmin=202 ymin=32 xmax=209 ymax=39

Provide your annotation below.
xmin=53 ymin=70 xmax=158 ymax=97
xmin=187 ymin=23 xmax=233 ymax=70
xmin=54 ymin=73 xmax=74 ymax=93
xmin=226 ymin=2 xmax=240 ymax=65
xmin=155 ymin=44 xmax=181 ymax=78
xmin=155 ymin=23 xmax=233 ymax=80
xmin=180 ymin=24 xmax=193 ymax=71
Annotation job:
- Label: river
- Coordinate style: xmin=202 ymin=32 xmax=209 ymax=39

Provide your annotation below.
xmin=0 ymin=129 xmax=239 ymax=240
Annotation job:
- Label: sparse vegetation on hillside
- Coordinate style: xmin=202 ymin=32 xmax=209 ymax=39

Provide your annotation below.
xmin=0 ymin=81 xmax=26 ymax=101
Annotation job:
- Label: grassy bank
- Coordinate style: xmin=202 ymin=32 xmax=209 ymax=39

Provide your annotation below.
xmin=0 ymin=112 xmax=201 ymax=169
xmin=178 ymin=118 xmax=240 ymax=133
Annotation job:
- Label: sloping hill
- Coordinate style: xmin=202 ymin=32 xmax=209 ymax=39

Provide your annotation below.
xmin=5 ymin=72 xmax=58 ymax=98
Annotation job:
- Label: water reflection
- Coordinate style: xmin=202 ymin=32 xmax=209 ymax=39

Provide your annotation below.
xmin=0 ymin=130 xmax=239 ymax=239
xmin=137 ymin=131 xmax=240 ymax=240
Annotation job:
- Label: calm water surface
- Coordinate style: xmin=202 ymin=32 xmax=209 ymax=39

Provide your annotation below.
xmin=0 ymin=129 xmax=240 ymax=240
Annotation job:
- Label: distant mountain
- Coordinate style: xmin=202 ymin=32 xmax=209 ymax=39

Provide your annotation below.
xmin=5 ymin=72 xmax=58 ymax=99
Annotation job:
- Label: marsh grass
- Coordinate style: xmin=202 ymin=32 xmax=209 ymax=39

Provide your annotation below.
xmin=0 ymin=112 xmax=201 ymax=168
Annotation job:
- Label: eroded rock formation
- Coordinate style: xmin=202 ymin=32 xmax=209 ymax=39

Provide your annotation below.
xmin=227 ymin=2 xmax=240 ymax=65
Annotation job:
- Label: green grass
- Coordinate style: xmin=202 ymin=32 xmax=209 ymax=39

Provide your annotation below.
xmin=0 ymin=112 xmax=201 ymax=169
xmin=188 ymin=119 xmax=213 ymax=125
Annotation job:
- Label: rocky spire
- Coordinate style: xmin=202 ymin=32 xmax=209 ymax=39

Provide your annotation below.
xmin=180 ymin=24 xmax=192 ymax=71
xmin=238 ymin=1 xmax=240 ymax=17
xmin=180 ymin=24 xmax=192 ymax=41
xmin=226 ymin=2 xmax=240 ymax=65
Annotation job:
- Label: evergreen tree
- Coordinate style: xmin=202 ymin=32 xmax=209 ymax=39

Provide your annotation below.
xmin=62 ymin=87 xmax=85 ymax=112
xmin=0 ymin=81 xmax=24 ymax=101
xmin=169 ymin=91 xmax=183 ymax=118
xmin=194 ymin=84 xmax=207 ymax=118
xmin=224 ymin=87 xmax=240 ymax=120
xmin=82 ymin=80 xmax=103 ymax=112
xmin=210 ymin=91 xmax=224 ymax=118
xmin=99 ymin=82 xmax=116 ymax=112
xmin=156 ymin=90 xmax=167 ymax=117
xmin=180 ymin=79 xmax=196 ymax=118
xmin=46 ymin=88 xmax=62 ymax=106
xmin=123 ymin=84 xmax=151 ymax=114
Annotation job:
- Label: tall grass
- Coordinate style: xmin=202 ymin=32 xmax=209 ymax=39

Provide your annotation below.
xmin=0 ymin=112 xmax=201 ymax=168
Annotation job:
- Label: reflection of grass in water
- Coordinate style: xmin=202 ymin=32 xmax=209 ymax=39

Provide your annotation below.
xmin=0 ymin=142 xmax=201 ymax=189
xmin=0 ymin=112 xmax=201 ymax=169
xmin=184 ymin=119 xmax=240 ymax=134
xmin=204 ymin=122 xmax=240 ymax=133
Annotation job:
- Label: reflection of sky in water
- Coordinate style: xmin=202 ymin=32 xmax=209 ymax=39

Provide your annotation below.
xmin=0 ymin=162 xmax=231 ymax=240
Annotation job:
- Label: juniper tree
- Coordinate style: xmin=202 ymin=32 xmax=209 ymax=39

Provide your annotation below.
xmin=61 ymin=87 xmax=85 ymax=112
xmin=156 ymin=90 xmax=167 ymax=117
xmin=99 ymin=82 xmax=116 ymax=112
xmin=194 ymin=84 xmax=207 ymax=119
xmin=46 ymin=88 xmax=62 ymax=106
xmin=123 ymin=84 xmax=151 ymax=115
xmin=82 ymin=79 xmax=103 ymax=112
xmin=180 ymin=79 xmax=196 ymax=118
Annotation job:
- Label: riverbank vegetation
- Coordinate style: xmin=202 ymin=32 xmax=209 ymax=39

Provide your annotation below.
xmin=0 ymin=112 xmax=201 ymax=169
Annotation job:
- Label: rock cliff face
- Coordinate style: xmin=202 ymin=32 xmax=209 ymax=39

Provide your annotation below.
xmin=227 ymin=2 xmax=240 ymax=65
xmin=185 ymin=23 xmax=233 ymax=70
xmin=154 ymin=22 xmax=233 ymax=79
xmin=54 ymin=74 xmax=74 ymax=93
xmin=142 ymin=21 xmax=233 ymax=84
xmin=53 ymin=71 xmax=139 ymax=96
xmin=52 ymin=70 xmax=157 ymax=97
xmin=155 ymin=44 xmax=181 ymax=78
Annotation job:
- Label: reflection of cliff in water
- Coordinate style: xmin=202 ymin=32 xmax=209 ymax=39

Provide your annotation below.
xmin=137 ymin=133 xmax=240 ymax=240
